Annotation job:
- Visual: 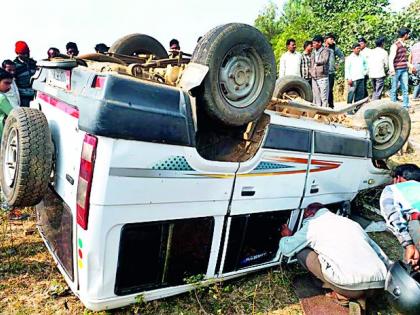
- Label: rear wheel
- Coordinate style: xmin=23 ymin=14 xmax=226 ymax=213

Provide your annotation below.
xmin=191 ymin=23 xmax=276 ymax=126
xmin=356 ymin=100 xmax=411 ymax=159
xmin=274 ymin=75 xmax=313 ymax=102
xmin=109 ymin=34 xmax=169 ymax=59
xmin=0 ymin=108 xmax=53 ymax=207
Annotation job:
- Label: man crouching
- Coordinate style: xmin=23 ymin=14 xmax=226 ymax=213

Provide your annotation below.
xmin=279 ymin=203 xmax=387 ymax=311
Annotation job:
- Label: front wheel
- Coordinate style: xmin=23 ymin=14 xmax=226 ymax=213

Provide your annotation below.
xmin=356 ymin=100 xmax=411 ymax=160
xmin=0 ymin=108 xmax=53 ymax=207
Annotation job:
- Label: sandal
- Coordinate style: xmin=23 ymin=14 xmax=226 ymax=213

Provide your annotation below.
xmin=326 ymin=291 xmax=350 ymax=307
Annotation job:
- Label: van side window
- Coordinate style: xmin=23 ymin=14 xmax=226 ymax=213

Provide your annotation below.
xmin=115 ymin=217 xmax=214 ymax=295
xmin=314 ymin=132 xmax=371 ymax=157
xmin=263 ymin=125 xmax=311 ymax=152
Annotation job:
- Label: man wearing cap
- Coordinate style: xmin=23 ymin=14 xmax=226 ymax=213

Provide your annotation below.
xmin=380 ymin=164 xmax=420 ymax=271
xmin=325 ymin=33 xmax=344 ymax=108
xmin=310 ymin=35 xmax=330 ymax=107
xmin=389 ymin=28 xmax=416 ymax=112
xmin=345 ymin=43 xmax=368 ymax=104
xmin=13 ymin=41 xmax=37 ymax=107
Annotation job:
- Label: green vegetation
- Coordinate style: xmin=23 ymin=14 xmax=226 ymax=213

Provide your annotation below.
xmin=254 ymin=0 xmax=420 ymax=97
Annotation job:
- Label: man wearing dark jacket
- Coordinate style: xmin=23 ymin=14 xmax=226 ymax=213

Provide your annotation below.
xmin=13 ymin=41 xmax=37 ymax=107
xmin=310 ymin=35 xmax=330 ymax=107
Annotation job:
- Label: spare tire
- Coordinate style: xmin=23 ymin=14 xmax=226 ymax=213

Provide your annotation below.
xmin=0 ymin=108 xmax=53 ymax=207
xmin=274 ymin=75 xmax=313 ymax=102
xmin=191 ymin=23 xmax=276 ymax=126
xmin=109 ymin=34 xmax=169 ymax=59
xmin=356 ymin=100 xmax=411 ymax=160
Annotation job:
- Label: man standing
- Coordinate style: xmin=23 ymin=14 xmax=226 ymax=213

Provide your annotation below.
xmin=325 ymin=33 xmax=344 ymax=108
xmin=47 ymin=47 xmax=60 ymax=59
xmin=409 ymin=40 xmax=420 ymax=100
xmin=2 ymin=60 xmax=20 ymax=108
xmin=169 ymin=39 xmax=181 ymax=58
xmin=95 ymin=43 xmax=109 ymax=54
xmin=380 ymin=164 xmax=420 ymax=271
xmin=279 ymin=39 xmax=302 ymax=78
xmin=66 ymin=42 xmax=79 ymax=57
xmin=345 ymin=43 xmax=368 ymax=104
xmin=300 ymin=41 xmax=312 ymax=86
xmin=368 ymin=37 xmax=388 ymax=100
xmin=389 ymin=28 xmax=416 ymax=111
xmin=310 ymin=35 xmax=330 ymax=107
xmin=0 ymin=69 xmax=14 ymax=135
xmin=280 ymin=203 xmax=387 ymax=308
xmin=358 ymin=37 xmax=372 ymax=98
xmin=13 ymin=41 xmax=36 ymax=107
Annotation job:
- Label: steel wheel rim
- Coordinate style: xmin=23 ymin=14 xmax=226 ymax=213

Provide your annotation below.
xmin=218 ymin=45 xmax=264 ymax=108
xmin=372 ymin=116 xmax=396 ymax=145
xmin=4 ymin=128 xmax=19 ymax=187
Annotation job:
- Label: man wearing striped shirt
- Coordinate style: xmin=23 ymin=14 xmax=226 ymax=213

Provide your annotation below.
xmin=380 ymin=164 xmax=420 ymax=271
xmin=389 ymin=28 xmax=416 ymax=112
xmin=300 ymin=41 xmax=312 ymax=86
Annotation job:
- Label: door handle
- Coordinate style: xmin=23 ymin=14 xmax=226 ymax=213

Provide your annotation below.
xmin=241 ymin=186 xmax=255 ymax=196
xmin=310 ymin=184 xmax=319 ymax=194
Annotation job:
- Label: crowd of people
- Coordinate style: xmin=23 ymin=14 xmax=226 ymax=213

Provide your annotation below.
xmin=278 ymin=27 xmax=420 ymax=112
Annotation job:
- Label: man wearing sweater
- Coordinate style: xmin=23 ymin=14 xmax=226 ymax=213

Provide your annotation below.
xmin=389 ymin=28 xmax=416 ymax=112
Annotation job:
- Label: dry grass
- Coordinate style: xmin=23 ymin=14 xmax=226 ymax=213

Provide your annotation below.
xmin=0 ymin=205 xmax=404 ymax=315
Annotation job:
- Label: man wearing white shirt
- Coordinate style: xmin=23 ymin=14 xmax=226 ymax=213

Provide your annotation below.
xmin=345 ymin=43 xmax=368 ymax=104
xmin=368 ymin=37 xmax=388 ymax=100
xmin=278 ymin=39 xmax=302 ymax=78
xmin=1 ymin=60 xmax=20 ymax=108
xmin=359 ymin=37 xmax=372 ymax=98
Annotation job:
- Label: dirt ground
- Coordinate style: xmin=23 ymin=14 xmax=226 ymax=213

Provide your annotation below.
xmin=0 ymin=101 xmax=419 ymax=315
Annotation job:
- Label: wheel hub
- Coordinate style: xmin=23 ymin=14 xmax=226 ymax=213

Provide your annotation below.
xmin=372 ymin=117 xmax=395 ymax=144
xmin=4 ymin=128 xmax=19 ymax=187
xmin=218 ymin=47 xmax=264 ymax=108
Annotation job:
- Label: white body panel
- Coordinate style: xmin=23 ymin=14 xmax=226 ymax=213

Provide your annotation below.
xmin=33 ymin=87 xmax=391 ymax=311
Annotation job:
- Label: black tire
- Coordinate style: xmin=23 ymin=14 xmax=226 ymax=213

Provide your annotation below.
xmin=109 ymin=34 xmax=169 ymax=59
xmin=274 ymin=75 xmax=313 ymax=102
xmin=356 ymin=100 xmax=411 ymax=160
xmin=0 ymin=108 xmax=53 ymax=207
xmin=191 ymin=23 xmax=276 ymax=126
